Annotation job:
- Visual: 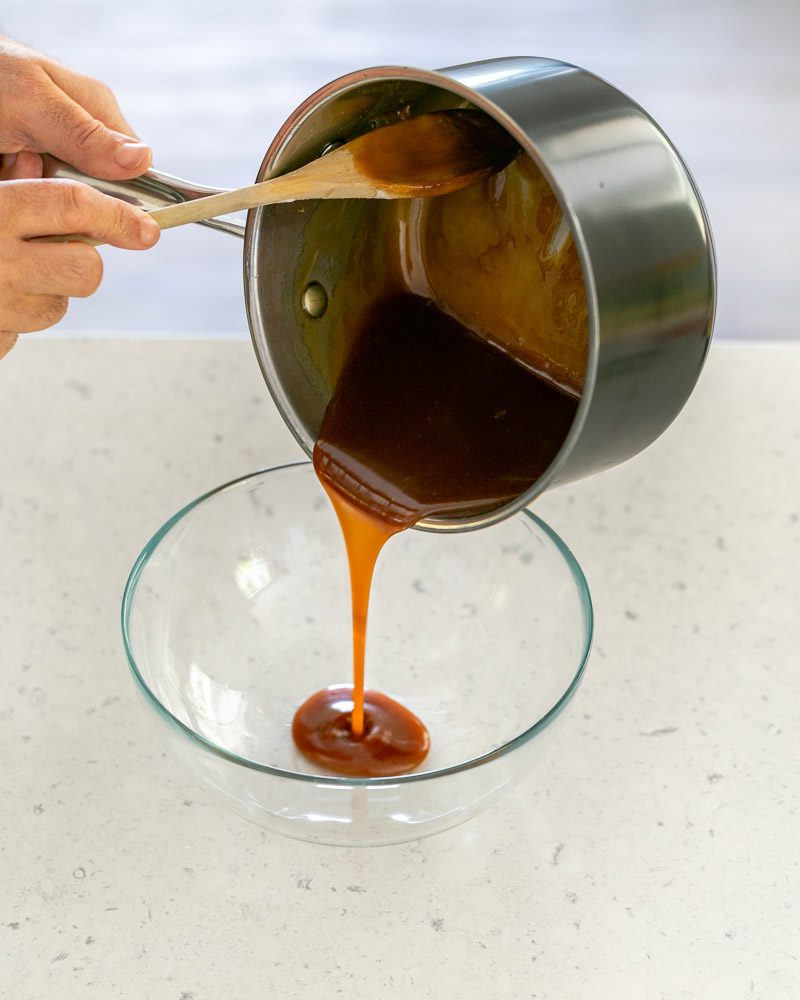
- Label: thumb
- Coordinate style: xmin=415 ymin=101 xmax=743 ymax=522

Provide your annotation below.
xmin=31 ymin=79 xmax=152 ymax=179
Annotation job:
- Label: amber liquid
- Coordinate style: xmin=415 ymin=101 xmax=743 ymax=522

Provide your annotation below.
xmin=349 ymin=109 xmax=519 ymax=196
xmin=291 ymin=293 xmax=579 ymax=777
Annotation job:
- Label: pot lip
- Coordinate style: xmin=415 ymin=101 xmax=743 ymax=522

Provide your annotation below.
xmin=121 ymin=461 xmax=594 ymax=789
xmin=244 ymin=58 xmax=602 ymax=531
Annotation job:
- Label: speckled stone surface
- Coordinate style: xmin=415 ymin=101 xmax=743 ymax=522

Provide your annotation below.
xmin=1 ymin=339 xmax=798 ymax=999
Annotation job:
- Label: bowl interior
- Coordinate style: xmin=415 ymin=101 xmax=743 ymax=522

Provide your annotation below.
xmin=123 ymin=464 xmax=591 ymax=780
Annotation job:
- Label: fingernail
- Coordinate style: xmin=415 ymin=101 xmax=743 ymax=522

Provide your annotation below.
xmin=139 ymin=217 xmax=160 ymax=247
xmin=115 ymin=141 xmax=150 ymax=168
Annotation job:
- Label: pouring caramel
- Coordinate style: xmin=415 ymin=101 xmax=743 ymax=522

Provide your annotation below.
xmin=292 ymin=123 xmax=588 ymax=778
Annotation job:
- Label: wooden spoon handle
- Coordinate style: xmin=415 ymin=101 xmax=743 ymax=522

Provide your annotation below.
xmin=36 ymin=147 xmax=385 ymax=242
xmin=148 ymin=148 xmax=386 ymax=230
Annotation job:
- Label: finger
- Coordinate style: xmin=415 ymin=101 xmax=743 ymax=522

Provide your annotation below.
xmin=17 ymin=242 xmax=104 ymax=298
xmin=0 ymin=150 xmax=44 ymax=180
xmin=22 ymin=75 xmax=152 ymax=180
xmin=9 ymin=179 xmax=160 ymax=249
xmin=0 ymin=293 xmax=68 ymax=333
xmin=0 ymin=332 xmax=19 ymax=361
xmin=42 ymin=61 xmax=139 ymax=140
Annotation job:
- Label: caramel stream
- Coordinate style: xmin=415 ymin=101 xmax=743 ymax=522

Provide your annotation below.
xmin=321 ymin=484 xmax=400 ymax=739
xmin=292 ymin=293 xmax=579 ymax=777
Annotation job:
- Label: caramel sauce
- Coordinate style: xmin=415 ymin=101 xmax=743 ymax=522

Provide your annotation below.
xmin=297 ymin=151 xmax=588 ymax=406
xmin=316 ymin=483 xmax=402 ymax=738
xmin=291 ymin=114 xmax=588 ymax=779
xmin=349 ymin=109 xmax=519 ymax=197
xmin=399 ymin=154 xmax=589 ymax=393
xmin=292 ymin=686 xmax=430 ymax=778
xmin=292 ymin=294 xmax=579 ymax=776
xmin=313 ymin=295 xmax=579 ymax=523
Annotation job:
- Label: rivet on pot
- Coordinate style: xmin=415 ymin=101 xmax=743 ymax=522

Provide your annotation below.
xmin=301 ymin=282 xmax=328 ymax=318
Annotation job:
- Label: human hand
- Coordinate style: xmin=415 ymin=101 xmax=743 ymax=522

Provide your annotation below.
xmin=0 ymin=37 xmax=160 ymax=359
xmin=0 ymin=35 xmax=152 ymax=181
xmin=0 ymin=179 xmax=160 ymax=359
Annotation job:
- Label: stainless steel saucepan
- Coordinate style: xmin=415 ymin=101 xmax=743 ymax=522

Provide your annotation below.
xmin=51 ymin=58 xmax=716 ymax=531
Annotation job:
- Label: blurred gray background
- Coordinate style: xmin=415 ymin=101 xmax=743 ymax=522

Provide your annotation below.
xmin=2 ymin=0 xmax=798 ymax=339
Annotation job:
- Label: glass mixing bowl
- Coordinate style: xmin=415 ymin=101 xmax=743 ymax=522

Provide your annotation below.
xmin=122 ymin=463 xmax=592 ymax=846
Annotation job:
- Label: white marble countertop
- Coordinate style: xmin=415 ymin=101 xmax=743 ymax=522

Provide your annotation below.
xmin=1 ymin=339 xmax=798 ymax=999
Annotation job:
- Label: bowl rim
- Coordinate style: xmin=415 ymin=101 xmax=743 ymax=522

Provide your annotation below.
xmin=121 ymin=462 xmax=593 ymax=787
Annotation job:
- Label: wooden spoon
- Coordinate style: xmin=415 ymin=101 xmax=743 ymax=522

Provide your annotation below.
xmin=150 ymin=109 xmax=518 ymax=230
xmin=41 ymin=110 xmax=519 ymax=243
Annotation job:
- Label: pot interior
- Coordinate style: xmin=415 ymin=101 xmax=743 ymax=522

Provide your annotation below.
xmin=246 ymin=72 xmax=589 ymax=502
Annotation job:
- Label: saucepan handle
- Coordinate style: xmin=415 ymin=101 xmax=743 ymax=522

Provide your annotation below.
xmin=41 ymin=156 xmax=246 ymax=239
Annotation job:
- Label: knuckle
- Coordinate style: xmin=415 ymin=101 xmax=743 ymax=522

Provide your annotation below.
xmin=69 ymin=115 xmax=106 ymax=151
xmin=47 ymin=181 xmax=137 ymax=244
xmin=112 ymin=200 xmax=140 ymax=242
xmin=52 ymin=179 xmax=93 ymax=229
xmin=34 ymin=90 xmax=98 ymax=148
xmin=65 ymin=246 xmax=104 ymax=297
xmin=37 ymin=295 xmax=69 ymax=330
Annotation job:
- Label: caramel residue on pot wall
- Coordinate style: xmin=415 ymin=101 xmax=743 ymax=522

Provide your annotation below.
xmin=398 ymin=154 xmax=589 ymax=394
